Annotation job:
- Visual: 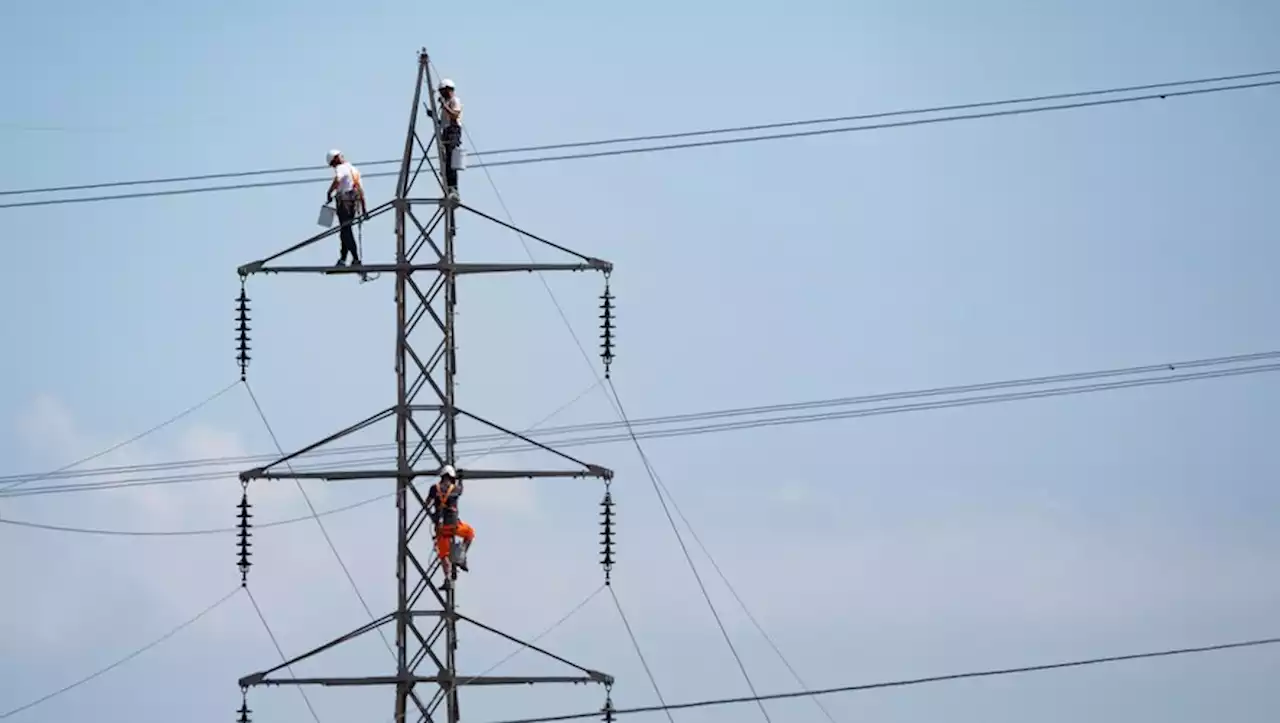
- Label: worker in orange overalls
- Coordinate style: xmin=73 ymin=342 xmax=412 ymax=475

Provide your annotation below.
xmin=427 ymin=464 xmax=475 ymax=577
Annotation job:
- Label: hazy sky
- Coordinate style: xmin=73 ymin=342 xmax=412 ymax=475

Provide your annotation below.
xmin=2 ymin=1 xmax=1279 ymax=722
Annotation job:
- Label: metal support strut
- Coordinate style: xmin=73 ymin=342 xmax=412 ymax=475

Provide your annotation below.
xmin=231 ymin=48 xmax=617 ymax=723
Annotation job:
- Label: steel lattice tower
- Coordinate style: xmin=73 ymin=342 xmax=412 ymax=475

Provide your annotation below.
xmin=233 ymin=49 xmax=616 ymax=723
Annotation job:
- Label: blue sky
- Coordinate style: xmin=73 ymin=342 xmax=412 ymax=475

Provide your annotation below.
xmin=2 ymin=0 xmax=1279 ymax=721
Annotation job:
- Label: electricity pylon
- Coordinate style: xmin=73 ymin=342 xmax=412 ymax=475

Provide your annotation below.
xmin=232 ymin=48 xmax=617 ymax=723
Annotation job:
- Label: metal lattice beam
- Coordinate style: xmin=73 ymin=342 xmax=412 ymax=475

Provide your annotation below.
xmin=235 ymin=48 xmax=615 ymax=723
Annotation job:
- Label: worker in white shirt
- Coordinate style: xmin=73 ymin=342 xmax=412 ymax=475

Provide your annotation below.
xmin=435 ymin=79 xmax=463 ymax=195
xmin=325 ymin=149 xmax=368 ymax=279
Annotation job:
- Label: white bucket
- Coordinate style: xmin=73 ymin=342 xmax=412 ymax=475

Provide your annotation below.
xmin=317 ymin=205 xmax=336 ymax=227
xmin=451 ymin=146 xmax=467 ymax=171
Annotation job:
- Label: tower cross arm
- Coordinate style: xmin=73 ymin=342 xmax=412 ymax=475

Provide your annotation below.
xmin=459 ymin=467 xmax=614 ymax=481
xmin=244 ymin=261 xmax=609 ymax=276
xmin=241 ymin=467 xmax=613 ymax=482
xmin=244 ymin=674 xmax=611 ymax=687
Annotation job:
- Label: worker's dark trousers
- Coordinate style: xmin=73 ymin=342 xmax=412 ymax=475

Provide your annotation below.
xmin=335 ymin=196 xmax=361 ymax=264
xmin=442 ymin=124 xmax=461 ymax=191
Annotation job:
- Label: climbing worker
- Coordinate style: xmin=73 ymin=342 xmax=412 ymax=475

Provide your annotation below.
xmin=435 ymin=79 xmax=463 ymax=195
xmin=325 ymin=149 xmax=369 ymax=280
xmin=427 ymin=464 xmax=475 ymax=578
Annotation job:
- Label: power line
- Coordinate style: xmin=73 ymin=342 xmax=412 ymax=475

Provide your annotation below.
xmin=242 ymin=380 xmax=396 ymax=660
xmin=644 ymin=455 xmax=839 ymax=723
xmin=0 ymin=493 xmax=387 ymax=536
xmin=2 ymin=76 xmax=1277 ymax=211
xmin=461 ymin=584 xmax=608 ymax=686
xmin=0 ymin=380 xmax=613 ymax=487
xmin=0 ymin=382 xmax=611 ymax=545
xmin=7 ymin=349 xmax=1274 ymax=489
xmin=0 ymin=379 xmax=240 ymax=496
xmin=480 ymin=634 xmax=1280 ymax=723
xmin=606 ymin=586 xmax=676 ymax=723
xmin=3 ymin=354 xmax=1277 ymax=504
xmin=245 ymin=585 xmax=323 ymax=723
xmin=0 ymin=586 xmax=243 ymax=719
xmin=606 ymin=379 xmax=773 ymax=723
xmin=3 ymin=68 xmax=1276 ymax=199
xmin=461 ymin=99 xmax=774 ymax=722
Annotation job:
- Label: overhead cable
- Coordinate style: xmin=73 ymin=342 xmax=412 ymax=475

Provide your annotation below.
xmin=245 ymin=585 xmax=323 ymax=723
xmin=2 ymin=68 xmax=1275 ymax=198
xmin=462 ymin=104 xmax=773 ymax=722
xmin=3 ymin=355 xmax=1277 ymax=505
xmin=460 ymin=584 xmax=608 ymax=686
xmin=7 ymin=349 xmax=1273 ymax=488
xmin=605 ymin=378 xmax=773 ymax=722
xmin=632 ymin=430 xmax=841 ymax=723
xmin=0 ymin=379 xmax=240 ymax=495
xmin=0 ymin=586 xmax=243 ymax=719
xmin=242 ymin=380 xmax=395 ymax=660
xmin=478 ymin=635 xmax=1280 ymax=723
xmin=0 ymin=380 xmax=610 ymax=486
xmin=1 ymin=76 xmax=1277 ymax=210
xmin=607 ymin=586 xmax=676 ymax=723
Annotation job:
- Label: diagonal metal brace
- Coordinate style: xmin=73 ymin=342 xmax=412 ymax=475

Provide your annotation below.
xmin=239 ymin=612 xmax=395 ymax=688
xmin=237 ymin=201 xmax=397 ymax=276
xmin=457 ymin=613 xmax=614 ymax=685
xmin=239 ymin=406 xmax=396 ymax=482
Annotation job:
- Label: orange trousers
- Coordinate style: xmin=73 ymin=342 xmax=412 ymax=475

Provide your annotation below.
xmin=434 ymin=521 xmax=475 ymax=562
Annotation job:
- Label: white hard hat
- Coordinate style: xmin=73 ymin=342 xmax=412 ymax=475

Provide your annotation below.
xmin=326 ymin=149 xmax=342 ymax=164
xmin=440 ymin=464 xmax=457 ymax=478
xmin=439 ymin=78 xmax=456 ymax=90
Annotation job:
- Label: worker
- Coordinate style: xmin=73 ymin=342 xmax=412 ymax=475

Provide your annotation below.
xmin=435 ymin=79 xmax=463 ymax=195
xmin=325 ymin=149 xmax=369 ymax=280
xmin=427 ymin=464 xmax=475 ymax=577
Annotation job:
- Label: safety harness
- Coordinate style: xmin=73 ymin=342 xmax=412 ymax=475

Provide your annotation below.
xmin=433 ymin=480 xmax=459 ymax=526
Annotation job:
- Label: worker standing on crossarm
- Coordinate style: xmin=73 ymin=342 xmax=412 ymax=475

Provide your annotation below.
xmin=427 ymin=464 xmax=475 ymax=578
xmin=435 ymin=79 xmax=463 ymax=196
xmin=325 ymin=149 xmax=368 ymax=279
